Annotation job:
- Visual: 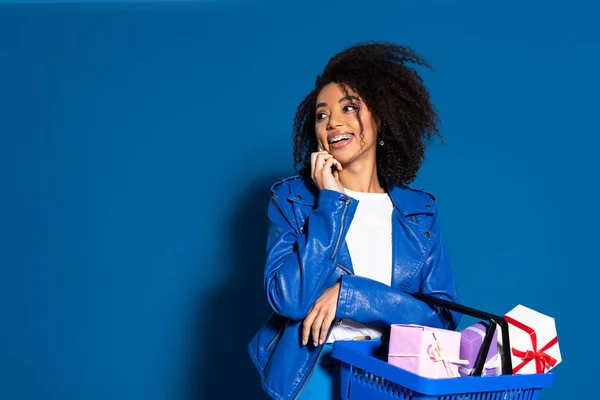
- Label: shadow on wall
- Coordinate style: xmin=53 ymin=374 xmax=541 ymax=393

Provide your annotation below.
xmin=189 ymin=173 xmax=289 ymax=400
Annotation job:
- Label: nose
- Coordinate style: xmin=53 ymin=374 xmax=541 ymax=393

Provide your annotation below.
xmin=327 ymin=111 xmax=343 ymax=130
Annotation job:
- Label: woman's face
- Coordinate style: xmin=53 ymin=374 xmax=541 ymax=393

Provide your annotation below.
xmin=314 ymin=83 xmax=379 ymax=166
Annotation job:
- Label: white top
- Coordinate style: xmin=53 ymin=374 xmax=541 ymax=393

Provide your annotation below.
xmin=327 ymin=188 xmax=394 ymax=343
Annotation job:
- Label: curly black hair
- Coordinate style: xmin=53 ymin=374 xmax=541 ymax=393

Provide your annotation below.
xmin=293 ymin=41 xmax=442 ymax=186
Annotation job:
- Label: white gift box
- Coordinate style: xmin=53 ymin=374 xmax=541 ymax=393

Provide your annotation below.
xmin=497 ymin=304 xmax=561 ymax=375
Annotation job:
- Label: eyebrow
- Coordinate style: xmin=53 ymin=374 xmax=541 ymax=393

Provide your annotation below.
xmin=316 ymin=95 xmax=360 ymax=110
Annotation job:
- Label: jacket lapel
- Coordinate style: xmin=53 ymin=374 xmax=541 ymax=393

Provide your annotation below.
xmin=285 ymin=178 xmax=432 ymax=288
xmin=387 ymin=182 xmax=433 ymax=290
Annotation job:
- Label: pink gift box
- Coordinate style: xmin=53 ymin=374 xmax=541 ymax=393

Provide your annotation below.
xmin=387 ymin=324 xmax=467 ymax=379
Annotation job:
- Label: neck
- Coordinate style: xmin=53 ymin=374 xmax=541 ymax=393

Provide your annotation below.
xmin=338 ymin=159 xmax=385 ymax=193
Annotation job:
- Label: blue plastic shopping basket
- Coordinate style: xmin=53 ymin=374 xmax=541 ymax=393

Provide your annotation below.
xmin=331 ymin=292 xmax=555 ymax=400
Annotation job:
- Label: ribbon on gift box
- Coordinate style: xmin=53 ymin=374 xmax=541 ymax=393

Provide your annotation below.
xmin=458 ymin=324 xmax=500 ymax=376
xmin=459 ymin=353 xmax=500 ymax=376
xmin=503 ymin=315 xmax=558 ymax=374
xmin=389 ymin=331 xmax=469 ymax=378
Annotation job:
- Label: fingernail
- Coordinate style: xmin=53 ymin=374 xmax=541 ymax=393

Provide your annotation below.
xmin=319 ymin=339 xmax=323 ymax=346
xmin=313 ymin=341 xmax=317 ymax=347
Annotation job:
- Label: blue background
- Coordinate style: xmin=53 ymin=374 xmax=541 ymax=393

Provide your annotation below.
xmin=0 ymin=0 xmax=597 ymax=399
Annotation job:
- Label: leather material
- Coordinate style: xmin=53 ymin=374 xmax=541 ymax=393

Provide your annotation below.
xmin=248 ymin=175 xmax=460 ymax=400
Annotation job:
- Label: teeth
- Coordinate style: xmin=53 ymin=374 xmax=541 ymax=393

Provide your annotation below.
xmin=329 ymin=134 xmax=353 ymax=143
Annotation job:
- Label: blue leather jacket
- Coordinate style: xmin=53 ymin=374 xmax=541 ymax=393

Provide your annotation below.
xmin=247 ymin=175 xmax=461 ymax=400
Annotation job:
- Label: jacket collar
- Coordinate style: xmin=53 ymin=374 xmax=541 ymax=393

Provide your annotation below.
xmin=286 ymin=176 xmax=434 ymax=216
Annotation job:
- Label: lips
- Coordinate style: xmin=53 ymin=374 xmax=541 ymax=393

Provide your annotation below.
xmin=327 ymin=131 xmax=354 ymax=144
xmin=327 ymin=131 xmax=354 ymax=149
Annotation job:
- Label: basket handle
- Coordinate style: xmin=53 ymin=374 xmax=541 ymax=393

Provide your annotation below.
xmin=402 ymin=291 xmax=513 ymax=376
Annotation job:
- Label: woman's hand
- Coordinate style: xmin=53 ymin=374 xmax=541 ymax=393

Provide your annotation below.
xmin=302 ymin=282 xmax=341 ymax=347
xmin=310 ymin=150 xmax=344 ymax=193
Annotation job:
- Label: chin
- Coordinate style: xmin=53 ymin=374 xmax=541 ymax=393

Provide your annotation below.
xmin=332 ymin=148 xmax=369 ymax=165
xmin=333 ymin=154 xmax=356 ymax=167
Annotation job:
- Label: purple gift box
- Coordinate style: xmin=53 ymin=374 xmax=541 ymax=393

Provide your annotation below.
xmin=459 ymin=322 xmax=500 ymax=377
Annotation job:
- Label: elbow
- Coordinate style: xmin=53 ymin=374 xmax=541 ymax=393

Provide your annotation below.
xmin=265 ymin=281 xmax=308 ymax=321
xmin=430 ymin=305 xmax=461 ymax=331
xmin=268 ymin=300 xmax=305 ymax=321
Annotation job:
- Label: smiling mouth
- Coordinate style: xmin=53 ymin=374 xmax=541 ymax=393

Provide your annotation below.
xmin=328 ymin=133 xmax=353 ymax=144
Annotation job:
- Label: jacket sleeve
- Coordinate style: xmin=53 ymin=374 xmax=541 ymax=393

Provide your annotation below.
xmin=335 ymin=211 xmax=461 ymax=330
xmin=264 ymin=188 xmax=358 ymax=321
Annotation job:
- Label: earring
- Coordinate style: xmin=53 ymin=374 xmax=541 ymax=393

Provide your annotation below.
xmin=379 ymin=140 xmax=384 ymax=146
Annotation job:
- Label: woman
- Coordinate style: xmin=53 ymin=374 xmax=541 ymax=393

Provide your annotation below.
xmin=248 ymin=42 xmax=460 ymax=400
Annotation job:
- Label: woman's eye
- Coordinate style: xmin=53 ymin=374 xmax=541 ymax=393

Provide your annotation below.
xmin=344 ymin=104 xmax=358 ymax=112
xmin=316 ymin=112 xmax=328 ymax=121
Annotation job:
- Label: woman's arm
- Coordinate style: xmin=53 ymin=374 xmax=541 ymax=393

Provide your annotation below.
xmin=264 ymin=188 xmax=358 ymax=321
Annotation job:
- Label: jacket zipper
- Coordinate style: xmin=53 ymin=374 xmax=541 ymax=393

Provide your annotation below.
xmin=266 ymin=318 xmax=288 ymax=352
xmin=330 ymin=197 xmax=351 ymax=260
xmin=337 ymin=264 xmax=352 ymax=275
xmin=336 ymin=264 xmax=353 ymax=327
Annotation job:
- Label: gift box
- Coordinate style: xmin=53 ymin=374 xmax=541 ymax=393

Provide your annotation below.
xmin=458 ymin=322 xmax=500 ymax=377
xmin=387 ymin=324 xmax=468 ymax=379
xmin=498 ymin=305 xmax=562 ymax=374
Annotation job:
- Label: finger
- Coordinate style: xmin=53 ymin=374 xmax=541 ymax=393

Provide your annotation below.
xmin=302 ymin=310 xmax=317 ymax=346
xmin=311 ymin=311 xmax=326 ymax=347
xmin=332 ymin=158 xmax=343 ymax=171
xmin=315 ymin=152 xmax=332 ymax=166
xmin=314 ymin=155 xmax=332 ymax=179
xmin=311 ymin=152 xmax=329 ymax=175
xmin=320 ymin=157 xmax=336 ymax=176
xmin=319 ymin=313 xmax=335 ymax=345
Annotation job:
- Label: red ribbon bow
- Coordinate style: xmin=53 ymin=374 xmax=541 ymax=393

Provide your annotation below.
xmin=503 ymin=315 xmax=558 ymax=374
